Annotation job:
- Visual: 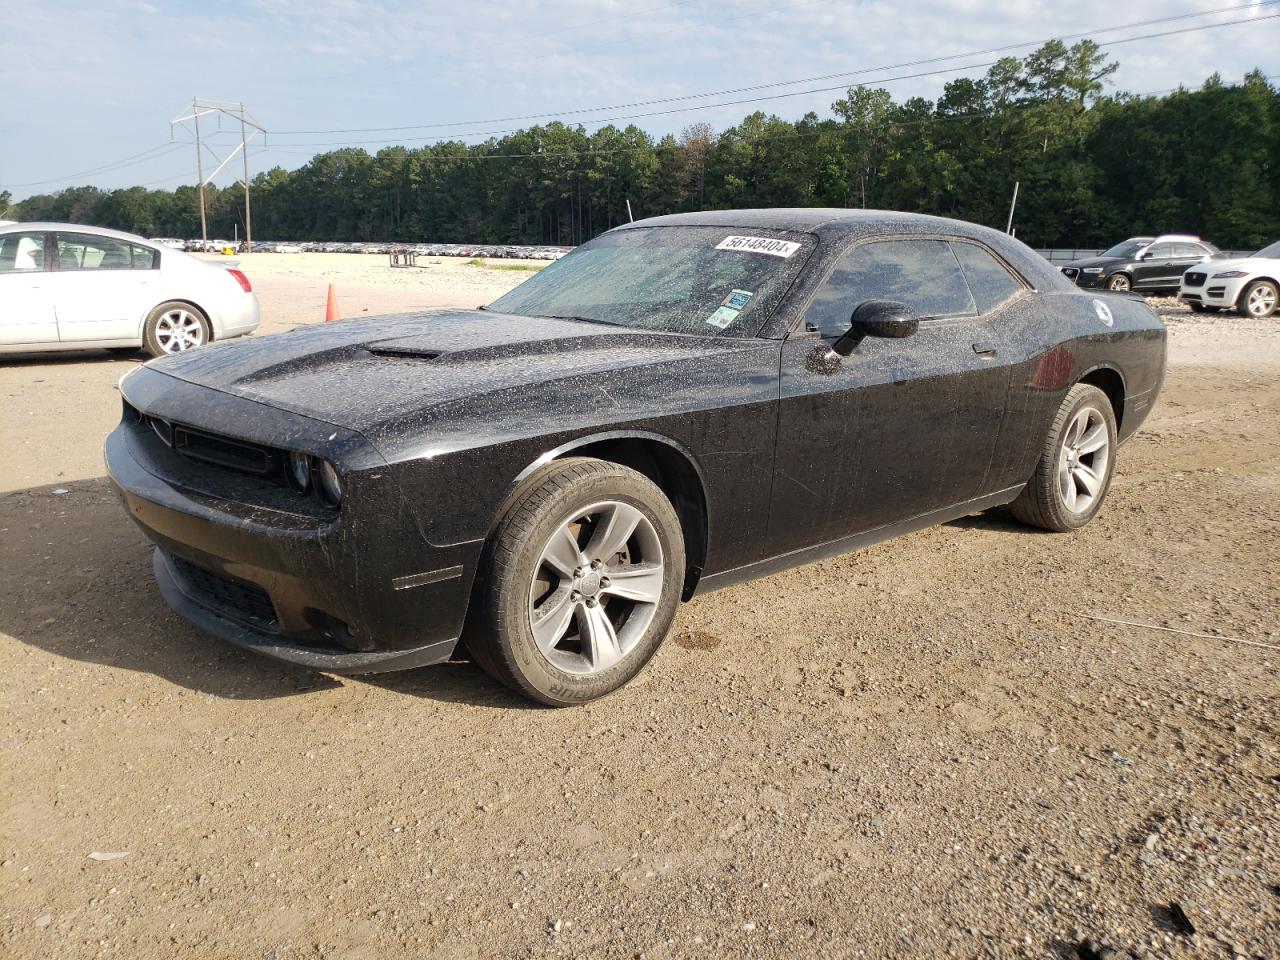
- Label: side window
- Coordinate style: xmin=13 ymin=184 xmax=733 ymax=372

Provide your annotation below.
xmin=1174 ymin=243 xmax=1204 ymax=259
xmin=804 ymin=238 xmax=975 ymax=336
xmin=0 ymin=232 xmax=48 ymax=273
xmin=951 ymin=242 xmax=1023 ymax=314
xmin=1145 ymin=243 xmax=1175 ymax=260
xmin=55 ymin=233 xmax=137 ymax=271
xmin=130 ymin=243 xmax=159 ymax=269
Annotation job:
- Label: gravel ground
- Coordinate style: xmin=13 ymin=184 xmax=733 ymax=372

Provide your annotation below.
xmin=1 ymin=280 xmax=1277 ymax=959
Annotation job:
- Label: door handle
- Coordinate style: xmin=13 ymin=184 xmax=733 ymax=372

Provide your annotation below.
xmin=972 ymin=342 xmax=998 ymax=359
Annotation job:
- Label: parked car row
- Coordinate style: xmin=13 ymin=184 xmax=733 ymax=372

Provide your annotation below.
xmin=1059 ymin=234 xmax=1278 ymax=318
xmin=240 ymin=240 xmax=572 ymax=259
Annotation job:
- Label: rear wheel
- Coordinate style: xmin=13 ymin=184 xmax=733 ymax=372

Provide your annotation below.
xmin=143 ymin=302 xmax=210 ymax=357
xmin=1106 ymin=274 xmax=1131 ymax=292
xmin=464 ymin=458 xmax=685 ymax=706
xmin=1239 ymin=279 xmax=1277 ymax=319
xmin=1010 ymin=384 xmax=1117 ymax=532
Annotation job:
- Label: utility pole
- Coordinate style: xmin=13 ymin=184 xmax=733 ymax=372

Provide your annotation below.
xmin=171 ymin=99 xmax=265 ymax=249
xmin=240 ymin=103 xmax=252 ymax=251
xmin=1006 ymin=180 xmax=1020 ymax=235
xmin=192 ymin=99 xmax=208 ymax=243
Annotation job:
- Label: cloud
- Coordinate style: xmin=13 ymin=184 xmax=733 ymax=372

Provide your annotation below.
xmin=3 ymin=0 xmax=1273 ymax=197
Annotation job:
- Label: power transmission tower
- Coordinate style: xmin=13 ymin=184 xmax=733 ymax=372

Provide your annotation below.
xmin=170 ymin=99 xmax=266 ymax=249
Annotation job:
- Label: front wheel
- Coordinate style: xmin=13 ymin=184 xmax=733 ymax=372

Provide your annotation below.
xmin=1239 ymin=279 xmax=1277 ymax=319
xmin=1106 ymin=274 xmax=1131 ymax=291
xmin=143 ymin=302 xmax=210 ymax=357
xmin=1010 ymin=384 xmax=1118 ymax=532
xmin=464 ymin=458 xmax=685 ymax=706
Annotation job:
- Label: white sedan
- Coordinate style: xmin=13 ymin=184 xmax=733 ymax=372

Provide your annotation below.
xmin=0 ymin=222 xmax=260 ymax=356
xmin=1178 ymin=240 xmax=1279 ymax=318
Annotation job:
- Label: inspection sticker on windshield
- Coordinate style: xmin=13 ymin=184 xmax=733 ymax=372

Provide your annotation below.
xmin=715 ymin=235 xmax=801 ymax=258
xmin=722 ymin=289 xmax=754 ymax=310
xmin=706 ymin=306 xmax=740 ymax=329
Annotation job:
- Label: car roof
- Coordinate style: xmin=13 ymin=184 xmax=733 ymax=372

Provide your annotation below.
xmin=0 ymin=221 xmax=154 ymax=245
xmin=617 ymin=207 xmax=1070 ymax=292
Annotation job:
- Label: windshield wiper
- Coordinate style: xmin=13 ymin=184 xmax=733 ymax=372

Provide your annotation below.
xmin=536 ymin=313 xmax=619 ymax=327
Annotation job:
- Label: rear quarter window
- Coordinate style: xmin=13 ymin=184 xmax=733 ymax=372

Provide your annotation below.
xmin=951 ymin=242 xmax=1024 ymax=314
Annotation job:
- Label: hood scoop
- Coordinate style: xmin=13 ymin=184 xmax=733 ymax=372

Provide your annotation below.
xmin=367 ymin=344 xmax=443 ymax=361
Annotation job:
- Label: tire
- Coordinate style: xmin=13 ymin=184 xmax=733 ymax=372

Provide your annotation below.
xmin=1238 ymin=279 xmax=1277 ymax=319
xmin=1106 ymin=274 xmax=1131 ymax=291
xmin=143 ymin=302 xmax=210 ymax=357
xmin=464 ymin=457 xmax=685 ymax=706
xmin=1188 ymin=303 xmax=1219 ymax=314
xmin=1009 ymin=384 xmax=1118 ymax=532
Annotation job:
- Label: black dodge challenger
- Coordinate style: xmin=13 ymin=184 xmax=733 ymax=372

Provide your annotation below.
xmin=106 ymin=210 xmax=1167 ymax=705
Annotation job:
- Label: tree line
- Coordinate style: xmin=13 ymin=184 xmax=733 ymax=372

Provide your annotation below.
xmin=5 ymin=44 xmax=1277 ymax=250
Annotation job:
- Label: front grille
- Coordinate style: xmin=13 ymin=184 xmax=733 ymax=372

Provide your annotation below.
xmin=169 ymin=554 xmax=279 ymax=632
xmin=173 ymin=424 xmax=272 ymax=474
xmin=1061 ymin=267 xmax=1079 ymax=280
xmin=1184 ymin=272 xmax=1206 ymax=287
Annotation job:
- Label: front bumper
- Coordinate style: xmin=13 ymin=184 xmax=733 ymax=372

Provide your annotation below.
xmin=1178 ymin=275 xmax=1247 ymax=309
xmin=105 ymin=376 xmax=481 ymax=674
xmin=1060 ymin=267 xmax=1106 ymax=289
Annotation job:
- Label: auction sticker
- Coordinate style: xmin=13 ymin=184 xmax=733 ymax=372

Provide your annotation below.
xmin=722 ymin=289 xmax=754 ymax=310
xmin=715 ymin=236 xmax=801 ymax=258
xmin=705 ymin=306 xmax=740 ymax=329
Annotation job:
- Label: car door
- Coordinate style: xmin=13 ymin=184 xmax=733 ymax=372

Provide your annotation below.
xmin=0 ymin=230 xmax=58 ymax=345
xmin=1132 ymin=242 xmax=1177 ymax=290
xmin=764 ymin=237 xmax=1013 ymax=556
xmin=45 ymin=232 xmax=159 ymax=343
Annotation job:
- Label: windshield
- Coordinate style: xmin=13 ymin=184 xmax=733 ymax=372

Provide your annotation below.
xmin=1102 ymin=240 xmax=1149 ymax=259
xmin=488 ymin=226 xmax=811 ymax=336
xmin=1255 ymin=240 xmax=1280 ymax=259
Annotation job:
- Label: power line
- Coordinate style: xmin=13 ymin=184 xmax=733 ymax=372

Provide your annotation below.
xmin=3 ymin=143 xmax=188 ymax=189
xmin=273 ymin=1 xmax=1278 ymax=137
xmin=254 ymin=73 xmax=1276 ymax=167
xmin=268 ymin=13 xmax=1280 ymax=149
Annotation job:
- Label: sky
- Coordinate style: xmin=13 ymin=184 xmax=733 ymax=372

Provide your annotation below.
xmin=1 ymin=0 xmax=1275 ymax=200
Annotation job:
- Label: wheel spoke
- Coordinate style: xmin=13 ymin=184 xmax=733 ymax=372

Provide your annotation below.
xmin=1074 ymin=462 xmax=1101 ymax=497
xmin=585 ymin=502 xmax=643 ymax=563
xmin=1077 ymin=422 xmax=1108 ymax=454
xmin=540 ymin=522 xmax=585 ymax=579
xmin=577 ymin=603 xmax=622 ymax=670
xmin=530 ymin=587 xmax=576 ymax=653
xmin=601 ymin=563 xmax=663 ymax=604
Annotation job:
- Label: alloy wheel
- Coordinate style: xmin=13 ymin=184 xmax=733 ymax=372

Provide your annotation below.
xmin=1246 ymin=282 xmax=1276 ymax=318
xmin=527 ymin=500 xmax=664 ymax=676
xmin=1107 ymin=275 xmax=1130 ymax=291
xmin=1057 ymin=406 xmax=1110 ymax=514
xmin=155 ymin=309 xmax=206 ymax=353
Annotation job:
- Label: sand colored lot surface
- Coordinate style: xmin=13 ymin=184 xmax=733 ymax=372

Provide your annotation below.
xmin=1 ymin=255 xmax=1277 ymax=959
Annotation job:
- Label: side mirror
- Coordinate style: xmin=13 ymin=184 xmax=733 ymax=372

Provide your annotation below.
xmin=831 ymin=300 xmax=919 ymax=357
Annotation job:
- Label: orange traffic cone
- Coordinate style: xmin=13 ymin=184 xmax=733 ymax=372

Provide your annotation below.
xmin=324 ymin=284 xmax=340 ymax=322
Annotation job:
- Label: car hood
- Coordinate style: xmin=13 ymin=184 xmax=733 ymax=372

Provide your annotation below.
xmin=147 ymin=309 xmax=761 ymax=432
xmin=1063 ymin=256 xmax=1122 ymax=270
xmin=1187 ymin=256 xmax=1275 ymax=274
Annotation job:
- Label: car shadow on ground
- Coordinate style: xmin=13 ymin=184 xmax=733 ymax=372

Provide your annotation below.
xmin=0 ymin=475 xmax=516 ymax=705
xmin=945 ymin=505 xmax=1051 ymax=535
xmin=0 ymin=348 xmax=144 ymax=367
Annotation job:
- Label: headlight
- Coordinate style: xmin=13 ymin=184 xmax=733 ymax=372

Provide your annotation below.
xmin=316 ymin=460 xmax=343 ymax=506
xmin=1212 ymin=270 xmax=1248 ymax=279
xmin=1082 ymin=267 xmax=1104 ymax=274
xmin=288 ymin=451 xmax=312 ymax=491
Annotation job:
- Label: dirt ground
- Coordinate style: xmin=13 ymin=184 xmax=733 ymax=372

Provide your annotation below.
xmin=1 ymin=258 xmax=1277 ymax=959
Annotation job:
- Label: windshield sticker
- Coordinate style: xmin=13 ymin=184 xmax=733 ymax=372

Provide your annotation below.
xmin=722 ymin=289 xmax=754 ymax=310
xmin=706 ymin=306 xmax=740 ymax=329
xmin=715 ymin=236 xmax=801 ymax=258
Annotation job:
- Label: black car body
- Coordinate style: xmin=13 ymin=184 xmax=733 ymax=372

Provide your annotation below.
xmin=1060 ymin=236 xmax=1219 ymax=293
xmin=106 ymin=210 xmax=1166 ymax=698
